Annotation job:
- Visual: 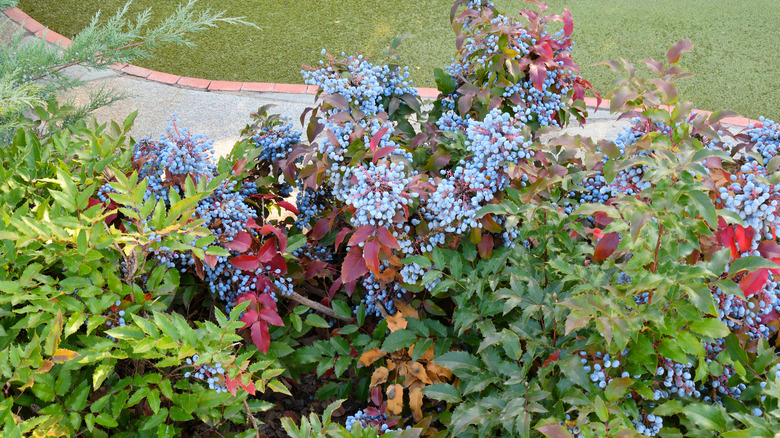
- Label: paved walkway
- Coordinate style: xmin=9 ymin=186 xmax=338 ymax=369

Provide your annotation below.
xmin=1 ymin=7 xmax=755 ymax=157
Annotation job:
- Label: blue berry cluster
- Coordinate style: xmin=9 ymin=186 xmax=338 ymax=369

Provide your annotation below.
xmin=345 ymin=162 xmax=416 ymax=228
xmin=253 ymin=117 xmax=301 ymax=163
xmin=183 ymin=354 xmax=228 ymax=393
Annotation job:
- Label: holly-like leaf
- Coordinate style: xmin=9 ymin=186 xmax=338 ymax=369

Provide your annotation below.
xmin=739 ymin=268 xmax=769 ymax=297
xmin=385 ymin=311 xmax=408 ymax=333
xmin=278 ymin=201 xmax=299 ymax=215
xmin=349 ymin=225 xmax=376 ymax=246
xmin=594 ymin=232 xmax=620 ymax=261
xmin=370 ymin=127 xmax=390 ymax=152
xmin=562 ymin=8 xmax=573 ymax=37
xmin=537 ymin=424 xmax=575 ymax=438
xmin=376 ymin=226 xmax=400 ymax=250
xmin=529 ymin=63 xmax=546 ymax=91
xmin=52 ymin=348 xmax=79 ymax=363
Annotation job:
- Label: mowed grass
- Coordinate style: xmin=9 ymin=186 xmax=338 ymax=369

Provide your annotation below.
xmin=17 ymin=0 xmax=780 ymax=120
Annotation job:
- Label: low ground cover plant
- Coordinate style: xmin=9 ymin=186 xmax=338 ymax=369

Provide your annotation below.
xmin=3 ymin=0 xmax=780 ymax=437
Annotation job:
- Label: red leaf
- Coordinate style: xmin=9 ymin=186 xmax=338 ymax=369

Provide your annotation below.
xmin=259 ymin=225 xmax=287 ymax=253
xmin=535 ymin=41 xmax=553 ymax=59
xmin=204 ymin=254 xmax=218 ymax=268
xmin=666 ymin=39 xmax=694 ymax=64
xmin=224 ymin=374 xmax=238 ymax=396
xmin=254 ymin=275 xmax=274 ymax=294
xmin=562 ymin=8 xmax=573 ymax=37
xmin=335 ymin=227 xmax=351 ymax=250
xmin=246 ymin=217 xmax=261 ymax=229
xmin=230 ymin=254 xmax=260 ymax=272
xmin=758 ymin=241 xmax=780 ymax=259
xmin=372 ymin=145 xmax=396 ymax=164
xmin=311 ymin=218 xmax=332 ymax=241
xmin=341 ymin=247 xmax=368 ymax=283
xmin=258 ymin=292 xmax=278 ymax=311
xmin=363 ymin=240 xmax=381 ymax=274
xmin=735 ymin=225 xmax=755 ymax=253
xmin=477 ymin=233 xmax=494 ymax=259
xmin=258 ymin=308 xmax=284 ymax=326
xmin=594 ymin=232 xmax=620 ymax=262
xmin=348 ymin=225 xmax=376 ymax=246
xmin=740 ymin=268 xmax=769 ymax=297
xmin=718 ymin=225 xmax=738 ymax=260
xmin=267 ymin=254 xmax=288 ymax=275
xmin=224 ymin=230 xmax=252 ymax=252
xmin=529 ymin=63 xmax=546 ymax=91
xmin=370 ymin=127 xmax=390 ymax=152
xmin=232 ymin=158 xmax=247 ymax=176
xmin=542 ymin=350 xmax=561 ymax=367
xmin=250 ymin=320 xmax=271 ymax=354
xmin=329 ymin=277 xmax=343 ymax=300
xmin=305 ymin=260 xmax=330 ymax=281
xmin=240 ymin=310 xmax=259 ymax=329
xmin=376 ymin=227 xmax=400 ymax=250
xmin=536 ymin=424 xmax=574 ymax=438
xmin=240 ymin=379 xmax=256 ymax=396
xmin=278 ymin=201 xmax=299 ymax=215
xmin=257 ymin=238 xmax=279 ymax=263
xmin=371 ymin=386 xmax=383 ymax=407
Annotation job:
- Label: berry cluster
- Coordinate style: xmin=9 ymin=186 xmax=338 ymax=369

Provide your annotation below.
xmin=183 ymin=354 xmax=228 ymax=393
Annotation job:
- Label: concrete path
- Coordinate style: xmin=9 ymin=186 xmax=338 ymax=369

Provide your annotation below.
xmin=3 ymin=8 xmax=749 ymax=158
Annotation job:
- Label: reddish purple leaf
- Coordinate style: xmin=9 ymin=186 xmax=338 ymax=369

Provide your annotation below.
xmin=740 ymin=268 xmax=769 ymax=297
xmin=267 ymin=254 xmax=288 ymax=275
xmin=370 ymin=127 xmax=390 ymax=152
xmin=278 ymin=201 xmax=299 ymax=215
xmin=204 ymin=254 xmax=218 ymax=268
xmin=335 ymin=227 xmax=351 ymax=250
xmin=348 ymin=225 xmax=376 ymax=246
xmin=311 ymin=218 xmax=332 ymax=241
xmin=246 ymin=217 xmax=260 ymax=229
xmin=371 ymin=386 xmax=383 ymax=407
xmin=240 ymin=309 xmax=259 ymax=329
xmin=562 ymin=8 xmax=573 ymax=37
xmin=642 ymin=58 xmax=664 ymax=75
xmin=254 ymin=275 xmax=274 ymax=295
xmin=259 ymin=308 xmax=284 ymax=326
xmin=594 ymin=232 xmax=620 ymax=262
xmin=341 ymin=247 xmax=368 ymax=284
xmin=372 ymin=145 xmax=397 ymax=164
xmin=667 ymin=39 xmax=694 ymax=64
xmin=225 ymin=230 xmax=252 ymax=252
xmin=257 ymin=238 xmax=278 ymax=263
xmin=477 ymin=233 xmax=494 ymax=259
xmin=329 ymin=277 xmax=343 ymax=300
xmin=258 ymin=292 xmax=278 ymax=311
xmin=250 ymin=320 xmax=271 ymax=354
xmin=735 ymin=225 xmax=755 ymax=253
xmin=258 ymin=225 xmax=287 ymax=254
xmin=376 ymin=226 xmax=400 ymax=250
xmin=536 ymin=424 xmax=574 ymax=438
xmin=232 ymin=158 xmax=247 ymax=176
xmin=328 ymin=112 xmax=353 ymax=124
xmin=363 ymin=240 xmax=381 ymax=274
xmin=230 ymin=254 xmax=261 ymax=272
xmin=305 ymin=260 xmax=330 ymax=280
xmin=758 ymin=241 xmax=780 ymax=259
xmin=535 ymin=41 xmax=553 ymax=59
xmin=529 ymin=63 xmax=546 ymax=91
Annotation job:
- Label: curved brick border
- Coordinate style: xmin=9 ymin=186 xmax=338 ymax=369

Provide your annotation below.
xmin=4 ymin=7 xmax=761 ymax=127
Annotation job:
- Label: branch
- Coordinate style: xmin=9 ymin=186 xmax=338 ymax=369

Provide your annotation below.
xmin=287 ymin=290 xmax=352 ymax=322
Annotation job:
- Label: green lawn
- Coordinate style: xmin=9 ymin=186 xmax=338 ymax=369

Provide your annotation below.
xmin=17 ymin=0 xmax=780 ymax=120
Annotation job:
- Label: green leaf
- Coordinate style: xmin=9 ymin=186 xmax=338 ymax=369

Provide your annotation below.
xmin=683 ymin=403 xmax=727 ymax=430
xmin=331 ymin=300 xmax=353 ymax=320
xmin=450 ymin=405 xmax=486 ymax=436
xmin=689 ymin=318 xmax=730 ymax=339
xmin=400 ymin=255 xmax=431 ymax=268
xmin=381 ymin=329 xmax=417 ymax=352
xmin=559 ymin=354 xmax=591 ymax=389
xmin=422 ymin=383 xmax=461 ymax=403
xmin=688 ymin=189 xmax=718 ymax=229
xmin=730 ymin=256 xmax=780 ymax=274
xmin=434 ymin=351 xmax=481 ymax=374
xmin=305 ymin=313 xmax=330 ymax=328
xmin=604 ymin=377 xmax=632 ymax=402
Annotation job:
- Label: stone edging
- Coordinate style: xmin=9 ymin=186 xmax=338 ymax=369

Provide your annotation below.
xmin=3 ymin=7 xmax=761 ymax=127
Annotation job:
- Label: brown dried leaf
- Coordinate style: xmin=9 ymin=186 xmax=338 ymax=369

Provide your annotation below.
xmin=370 ymin=367 xmax=389 ymax=388
xmin=427 ymin=362 xmax=453 ymax=383
xmin=409 ymin=386 xmax=424 ymax=423
xmin=358 ymin=349 xmax=387 ymax=368
xmin=386 ymin=383 xmax=404 ymax=415
xmin=385 ymin=312 xmax=408 ymax=333
xmin=408 ymin=361 xmax=432 ymax=385
xmin=395 ymin=301 xmax=419 ymax=319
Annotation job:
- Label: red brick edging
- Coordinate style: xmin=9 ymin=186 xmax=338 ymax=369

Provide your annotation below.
xmin=3 ymin=7 xmax=760 ymax=127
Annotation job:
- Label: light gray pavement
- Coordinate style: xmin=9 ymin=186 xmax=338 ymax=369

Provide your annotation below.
xmin=1 ymin=12 xmax=641 ymax=157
